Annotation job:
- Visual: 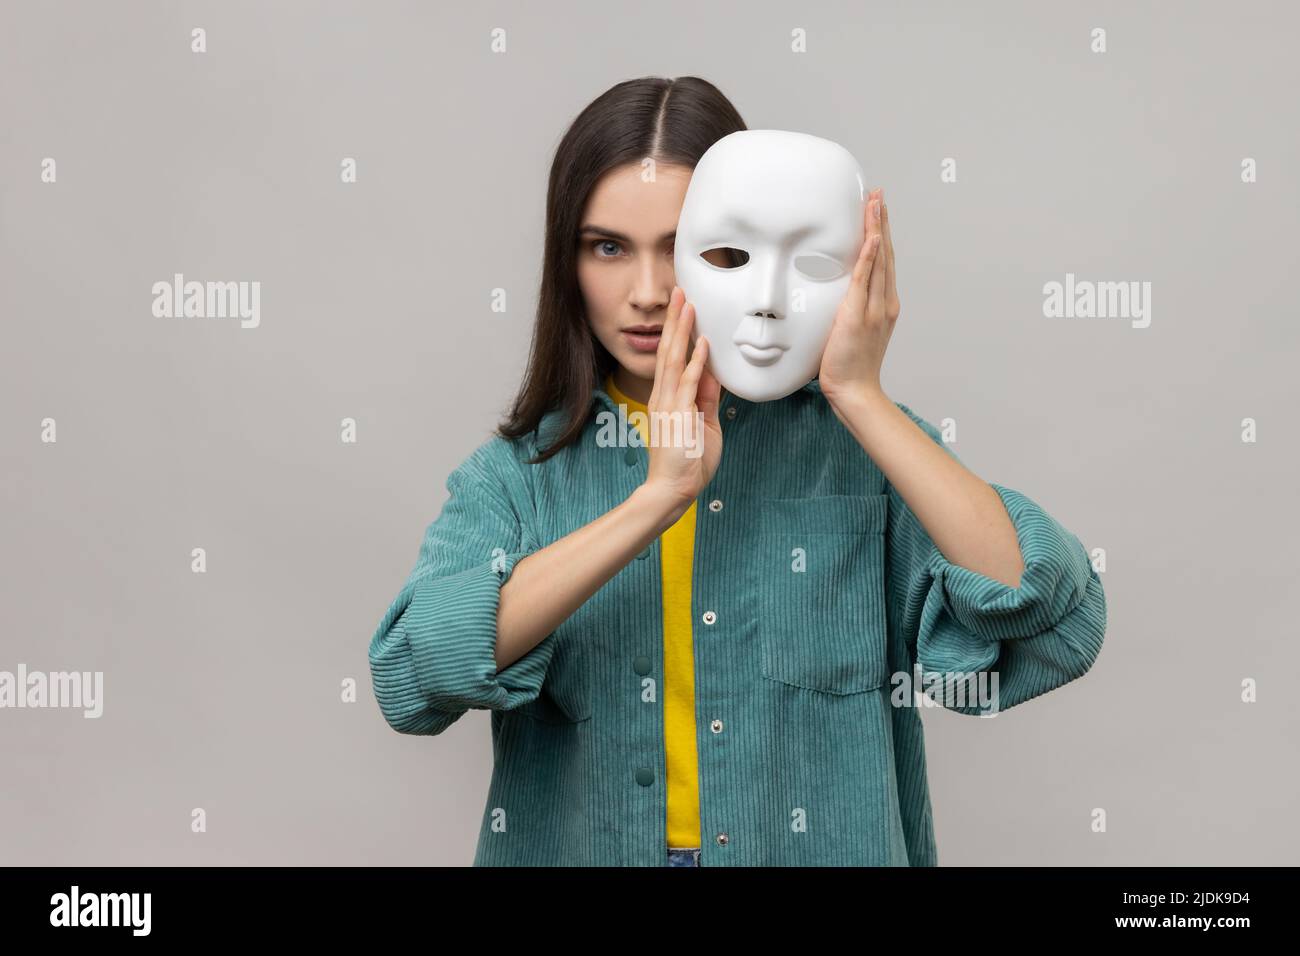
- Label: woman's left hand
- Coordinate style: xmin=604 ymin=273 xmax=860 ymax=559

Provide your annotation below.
xmin=818 ymin=187 xmax=899 ymax=411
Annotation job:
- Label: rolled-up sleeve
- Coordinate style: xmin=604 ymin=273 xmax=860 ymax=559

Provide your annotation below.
xmin=367 ymin=437 xmax=555 ymax=735
xmin=885 ymin=403 xmax=1107 ymax=715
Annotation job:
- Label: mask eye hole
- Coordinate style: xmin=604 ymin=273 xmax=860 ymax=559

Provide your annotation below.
xmin=700 ymin=247 xmax=750 ymax=269
xmin=794 ymin=254 xmax=845 ymax=281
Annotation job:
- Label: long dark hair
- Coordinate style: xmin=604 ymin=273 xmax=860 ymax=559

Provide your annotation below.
xmin=496 ymin=76 xmax=747 ymax=464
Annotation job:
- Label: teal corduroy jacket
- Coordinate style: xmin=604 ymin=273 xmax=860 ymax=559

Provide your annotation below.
xmin=367 ymin=377 xmax=1107 ymax=866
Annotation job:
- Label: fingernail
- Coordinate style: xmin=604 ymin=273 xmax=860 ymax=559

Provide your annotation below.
xmin=873 ymin=199 xmax=881 ymax=220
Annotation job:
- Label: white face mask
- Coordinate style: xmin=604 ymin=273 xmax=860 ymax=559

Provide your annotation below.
xmin=673 ymin=130 xmax=866 ymax=402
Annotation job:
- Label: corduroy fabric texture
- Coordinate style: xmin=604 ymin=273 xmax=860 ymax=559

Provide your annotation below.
xmin=604 ymin=374 xmax=703 ymax=851
xmin=367 ymin=378 xmax=1107 ymax=866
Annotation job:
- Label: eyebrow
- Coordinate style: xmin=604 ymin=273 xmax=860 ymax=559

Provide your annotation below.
xmin=578 ymin=224 xmax=676 ymax=243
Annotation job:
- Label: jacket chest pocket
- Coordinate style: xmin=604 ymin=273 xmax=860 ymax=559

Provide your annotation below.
xmin=757 ymin=494 xmax=890 ymax=695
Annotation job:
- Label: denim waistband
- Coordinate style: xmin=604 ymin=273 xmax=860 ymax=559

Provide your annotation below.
xmin=666 ymin=846 xmax=701 ymax=867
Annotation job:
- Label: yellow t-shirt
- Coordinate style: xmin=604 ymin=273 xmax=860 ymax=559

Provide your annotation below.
xmin=605 ymin=374 xmax=701 ymax=849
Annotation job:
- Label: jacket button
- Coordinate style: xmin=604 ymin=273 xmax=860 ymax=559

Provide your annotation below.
xmin=710 ymin=718 xmax=723 ymax=733
xmin=635 ymin=768 xmax=654 ymax=787
xmin=624 ymin=447 xmax=638 ymax=466
xmin=634 ymin=655 xmax=651 ymax=676
xmin=715 ymin=832 xmax=730 ymax=846
xmin=724 ymin=406 xmax=737 ymax=420
xmin=702 ymin=610 xmax=717 ymax=625
xmin=708 ymin=499 xmax=723 ymax=512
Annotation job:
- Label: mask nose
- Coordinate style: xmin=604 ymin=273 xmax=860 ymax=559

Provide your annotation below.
xmin=750 ymin=253 xmax=787 ymax=321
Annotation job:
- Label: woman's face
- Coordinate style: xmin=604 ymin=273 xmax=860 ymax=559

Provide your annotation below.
xmin=577 ymin=162 xmax=694 ymax=401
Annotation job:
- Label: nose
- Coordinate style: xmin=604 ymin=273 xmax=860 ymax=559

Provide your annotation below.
xmin=751 ymin=253 xmax=786 ymax=320
xmin=629 ymin=252 xmax=674 ymax=314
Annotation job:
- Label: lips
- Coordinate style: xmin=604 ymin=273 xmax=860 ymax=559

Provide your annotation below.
xmin=736 ymin=340 xmax=788 ymax=366
xmin=622 ymin=327 xmax=663 ymax=353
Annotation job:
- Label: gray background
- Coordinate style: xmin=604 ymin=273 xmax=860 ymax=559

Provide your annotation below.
xmin=2 ymin=0 xmax=1296 ymax=865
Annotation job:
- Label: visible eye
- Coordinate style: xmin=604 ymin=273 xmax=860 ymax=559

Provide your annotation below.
xmin=591 ymin=239 xmax=625 ymax=259
xmin=700 ymin=246 xmax=750 ymax=269
xmin=793 ymin=254 xmax=845 ymax=281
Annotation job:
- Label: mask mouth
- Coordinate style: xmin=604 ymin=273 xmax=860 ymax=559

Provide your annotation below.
xmin=735 ymin=341 xmax=788 ymax=366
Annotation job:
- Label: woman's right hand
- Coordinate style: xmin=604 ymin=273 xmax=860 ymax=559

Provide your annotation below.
xmin=642 ymin=286 xmax=723 ymax=521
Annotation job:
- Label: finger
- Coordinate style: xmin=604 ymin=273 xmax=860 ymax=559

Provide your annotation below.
xmin=651 ymin=286 xmax=684 ymax=407
xmin=867 ymin=197 xmax=886 ymax=315
xmin=678 ymin=330 xmax=708 ymax=408
xmin=847 ymin=231 xmax=880 ymax=320
xmin=679 ymin=300 xmax=699 ymax=390
xmin=843 ymin=206 xmax=877 ymax=320
xmin=677 ymin=335 xmax=712 ymax=453
xmin=660 ymin=298 xmax=691 ymax=404
xmin=860 ymin=189 xmax=884 ymax=299
xmin=881 ymin=196 xmax=897 ymax=307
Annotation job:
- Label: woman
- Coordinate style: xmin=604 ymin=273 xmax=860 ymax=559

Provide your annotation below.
xmin=367 ymin=76 xmax=1107 ymax=867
